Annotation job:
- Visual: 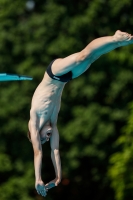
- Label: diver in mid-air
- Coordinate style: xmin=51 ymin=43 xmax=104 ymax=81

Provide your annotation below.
xmin=27 ymin=30 xmax=133 ymax=197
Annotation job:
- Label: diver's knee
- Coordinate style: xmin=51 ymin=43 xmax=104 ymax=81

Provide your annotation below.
xmin=76 ymin=50 xmax=91 ymax=63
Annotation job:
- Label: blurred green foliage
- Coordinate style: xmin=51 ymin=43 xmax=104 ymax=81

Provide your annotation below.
xmin=0 ymin=0 xmax=133 ymax=200
xmin=108 ymin=103 xmax=133 ymax=200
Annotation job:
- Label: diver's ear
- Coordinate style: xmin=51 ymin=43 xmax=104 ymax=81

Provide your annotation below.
xmin=27 ymin=130 xmax=32 ymax=143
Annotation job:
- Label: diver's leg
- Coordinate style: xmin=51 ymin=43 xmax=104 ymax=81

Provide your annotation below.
xmin=81 ymin=30 xmax=133 ymax=63
xmin=52 ymin=30 xmax=133 ymax=77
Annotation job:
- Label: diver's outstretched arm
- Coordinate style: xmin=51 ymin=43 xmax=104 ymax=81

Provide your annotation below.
xmin=45 ymin=125 xmax=61 ymax=190
xmin=29 ymin=116 xmax=47 ymax=197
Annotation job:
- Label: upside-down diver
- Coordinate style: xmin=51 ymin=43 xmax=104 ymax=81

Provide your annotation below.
xmin=27 ymin=30 xmax=133 ymax=197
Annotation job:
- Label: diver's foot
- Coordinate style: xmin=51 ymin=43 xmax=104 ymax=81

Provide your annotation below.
xmin=114 ymin=30 xmax=133 ymax=46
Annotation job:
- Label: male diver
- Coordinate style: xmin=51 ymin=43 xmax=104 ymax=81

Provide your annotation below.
xmin=28 ymin=30 xmax=133 ymax=197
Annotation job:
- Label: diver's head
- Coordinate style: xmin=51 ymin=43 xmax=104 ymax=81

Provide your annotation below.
xmin=27 ymin=122 xmax=52 ymax=144
xmin=39 ymin=123 xmax=52 ymax=144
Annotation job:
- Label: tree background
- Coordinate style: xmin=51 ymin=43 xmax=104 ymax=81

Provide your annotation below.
xmin=0 ymin=0 xmax=133 ymax=200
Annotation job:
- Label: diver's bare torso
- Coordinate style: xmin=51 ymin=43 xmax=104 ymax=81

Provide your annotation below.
xmin=30 ymin=72 xmax=65 ymax=129
xmin=30 ymin=57 xmax=91 ymax=130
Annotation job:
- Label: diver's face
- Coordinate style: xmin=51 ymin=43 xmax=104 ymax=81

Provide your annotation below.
xmin=40 ymin=125 xmax=52 ymax=144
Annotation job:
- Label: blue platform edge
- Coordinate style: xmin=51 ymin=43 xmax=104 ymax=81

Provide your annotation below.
xmin=0 ymin=73 xmax=33 ymax=81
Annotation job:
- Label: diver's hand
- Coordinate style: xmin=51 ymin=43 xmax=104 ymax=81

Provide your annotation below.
xmin=35 ymin=180 xmax=47 ymax=197
xmin=45 ymin=178 xmax=61 ymax=190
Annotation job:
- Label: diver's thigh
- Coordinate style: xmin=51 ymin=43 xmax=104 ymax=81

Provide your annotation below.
xmin=51 ymin=52 xmax=83 ymax=76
